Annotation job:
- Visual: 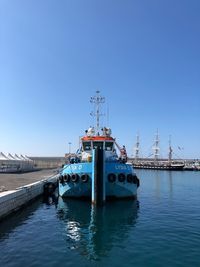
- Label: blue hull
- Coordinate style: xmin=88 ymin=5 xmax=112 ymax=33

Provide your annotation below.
xmin=58 ymin=162 xmax=138 ymax=199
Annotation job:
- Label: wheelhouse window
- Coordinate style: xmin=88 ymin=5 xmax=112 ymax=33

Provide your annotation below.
xmin=82 ymin=141 xmax=91 ymax=151
xmin=105 ymin=142 xmax=113 ymax=151
xmin=93 ymin=141 xmax=103 ymax=149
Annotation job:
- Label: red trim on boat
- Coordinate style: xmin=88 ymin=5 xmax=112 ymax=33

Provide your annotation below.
xmin=81 ymin=136 xmax=114 ymax=141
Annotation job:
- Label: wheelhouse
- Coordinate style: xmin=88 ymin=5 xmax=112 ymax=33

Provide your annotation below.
xmin=81 ymin=137 xmax=115 ymax=152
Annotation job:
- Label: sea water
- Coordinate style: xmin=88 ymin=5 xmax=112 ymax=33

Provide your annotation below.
xmin=0 ymin=170 xmax=200 ymax=267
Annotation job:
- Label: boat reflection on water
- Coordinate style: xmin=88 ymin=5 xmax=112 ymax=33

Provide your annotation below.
xmin=57 ymin=197 xmax=139 ymax=260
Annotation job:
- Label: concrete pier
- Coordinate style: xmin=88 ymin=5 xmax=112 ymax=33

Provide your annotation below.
xmin=0 ymin=169 xmax=59 ymax=221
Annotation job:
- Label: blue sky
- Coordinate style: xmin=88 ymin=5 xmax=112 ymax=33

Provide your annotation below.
xmin=0 ymin=0 xmax=200 ymax=158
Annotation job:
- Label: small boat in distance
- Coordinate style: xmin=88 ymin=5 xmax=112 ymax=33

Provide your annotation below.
xmin=58 ymin=91 xmax=140 ymax=205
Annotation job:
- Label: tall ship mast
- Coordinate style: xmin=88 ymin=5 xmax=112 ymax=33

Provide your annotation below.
xmin=168 ymin=135 xmax=173 ymax=163
xmin=134 ymin=133 xmax=140 ymax=161
xmin=152 ymin=129 xmax=160 ymax=161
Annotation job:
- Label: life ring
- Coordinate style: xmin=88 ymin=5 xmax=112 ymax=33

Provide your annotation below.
xmin=127 ymin=174 xmax=133 ymax=183
xmin=71 ymin=174 xmax=79 ymax=183
xmin=108 ymin=173 xmax=116 ymax=183
xmin=81 ymin=174 xmax=89 ymax=183
xmin=118 ymin=173 xmax=126 ymax=182
xmin=63 ymin=174 xmax=70 ymax=183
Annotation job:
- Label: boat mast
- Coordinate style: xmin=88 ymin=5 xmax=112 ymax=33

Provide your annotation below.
xmin=134 ymin=133 xmax=140 ymax=161
xmin=168 ymin=135 xmax=173 ymax=163
xmin=152 ymin=129 xmax=159 ymax=161
xmin=90 ymin=90 xmax=105 ymax=135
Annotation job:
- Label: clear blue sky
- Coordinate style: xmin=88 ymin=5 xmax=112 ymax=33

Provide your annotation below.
xmin=0 ymin=0 xmax=200 ymax=159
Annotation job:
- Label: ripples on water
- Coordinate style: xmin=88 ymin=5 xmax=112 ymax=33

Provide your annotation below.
xmin=0 ymin=170 xmax=200 ymax=267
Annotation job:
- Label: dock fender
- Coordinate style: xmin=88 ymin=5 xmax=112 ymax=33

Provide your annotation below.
xmin=59 ymin=175 xmax=64 ymax=184
xmin=136 ymin=177 xmax=140 ymax=187
xmin=81 ymin=174 xmax=89 ymax=183
xmin=63 ymin=174 xmax=70 ymax=183
xmin=71 ymin=174 xmax=80 ymax=183
xmin=127 ymin=174 xmax=133 ymax=183
xmin=43 ymin=182 xmax=56 ymax=196
xmin=133 ymin=174 xmax=140 ymax=187
xmin=108 ymin=173 xmax=116 ymax=182
xmin=118 ymin=173 xmax=126 ymax=182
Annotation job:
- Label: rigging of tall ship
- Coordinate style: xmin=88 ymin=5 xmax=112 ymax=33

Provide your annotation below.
xmin=132 ymin=131 xmax=185 ymax=170
xmin=58 ymin=91 xmax=140 ymax=205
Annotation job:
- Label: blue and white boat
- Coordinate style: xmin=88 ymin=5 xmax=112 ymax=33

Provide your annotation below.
xmin=58 ymin=91 xmax=140 ymax=204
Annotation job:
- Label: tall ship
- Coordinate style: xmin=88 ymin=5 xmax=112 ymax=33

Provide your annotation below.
xmin=132 ymin=132 xmax=185 ymax=170
xmin=58 ymin=91 xmax=140 ymax=204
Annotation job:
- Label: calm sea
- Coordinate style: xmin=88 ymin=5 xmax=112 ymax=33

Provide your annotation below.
xmin=0 ymin=170 xmax=200 ymax=267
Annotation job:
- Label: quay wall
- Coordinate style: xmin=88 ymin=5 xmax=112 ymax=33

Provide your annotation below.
xmin=30 ymin=157 xmax=66 ymax=169
xmin=0 ymin=175 xmax=58 ymax=221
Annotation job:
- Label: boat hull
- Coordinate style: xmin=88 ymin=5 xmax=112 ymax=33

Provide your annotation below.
xmin=58 ymin=162 xmax=138 ymax=200
xmin=133 ymin=163 xmax=184 ymax=170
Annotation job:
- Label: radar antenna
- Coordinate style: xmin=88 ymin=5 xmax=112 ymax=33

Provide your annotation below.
xmin=90 ymin=90 xmax=105 ymax=134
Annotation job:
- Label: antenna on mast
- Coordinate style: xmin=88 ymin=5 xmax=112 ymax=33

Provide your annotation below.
xmin=106 ymin=104 xmax=109 ymax=127
xmin=90 ymin=90 xmax=105 ymax=134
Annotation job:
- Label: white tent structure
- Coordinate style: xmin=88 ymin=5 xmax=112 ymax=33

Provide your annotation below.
xmin=0 ymin=152 xmax=19 ymax=172
xmin=0 ymin=152 xmax=9 ymax=161
xmin=7 ymin=153 xmax=18 ymax=164
xmin=21 ymin=155 xmax=34 ymax=170
xmin=0 ymin=152 xmax=34 ymax=173
xmin=0 ymin=152 xmax=9 ymax=171
xmin=15 ymin=154 xmax=34 ymax=171
xmin=13 ymin=153 xmax=24 ymax=171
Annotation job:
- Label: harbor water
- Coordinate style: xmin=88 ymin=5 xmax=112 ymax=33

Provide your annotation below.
xmin=0 ymin=170 xmax=200 ymax=267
